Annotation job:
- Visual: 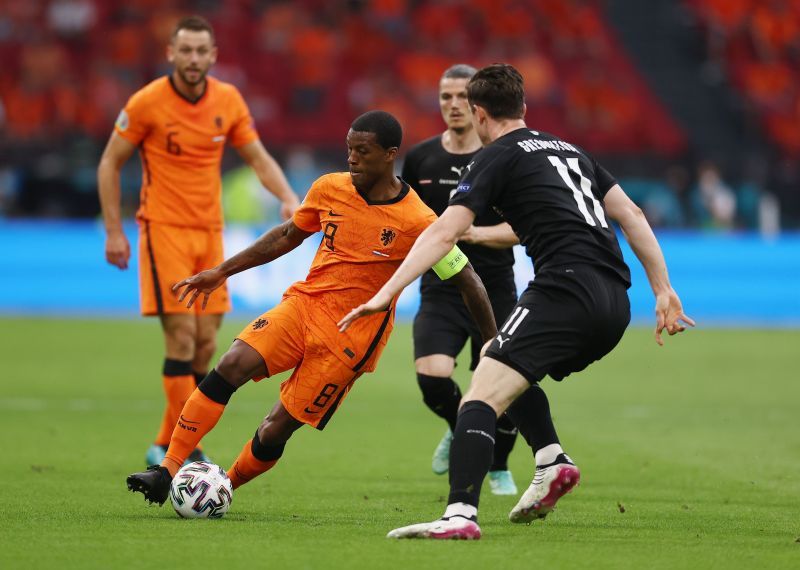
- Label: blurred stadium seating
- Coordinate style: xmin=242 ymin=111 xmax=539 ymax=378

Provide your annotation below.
xmin=688 ymin=0 xmax=800 ymax=155
xmin=0 ymin=0 xmax=797 ymax=229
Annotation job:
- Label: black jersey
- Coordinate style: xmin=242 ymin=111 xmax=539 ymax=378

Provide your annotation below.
xmin=450 ymin=128 xmax=631 ymax=287
xmin=402 ymin=134 xmax=515 ymax=298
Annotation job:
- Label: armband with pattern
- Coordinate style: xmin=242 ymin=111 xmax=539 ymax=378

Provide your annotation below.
xmin=432 ymin=245 xmax=468 ymax=280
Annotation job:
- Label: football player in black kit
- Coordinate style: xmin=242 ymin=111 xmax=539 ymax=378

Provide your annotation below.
xmin=340 ymin=63 xmax=694 ymax=540
xmin=401 ymin=64 xmax=520 ymax=495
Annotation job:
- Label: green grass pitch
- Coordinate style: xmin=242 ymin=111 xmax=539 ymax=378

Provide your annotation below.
xmin=0 ymin=318 xmax=798 ymax=569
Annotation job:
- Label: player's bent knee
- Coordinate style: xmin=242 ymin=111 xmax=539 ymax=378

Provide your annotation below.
xmin=161 ymin=315 xmax=198 ymax=359
xmin=194 ymin=338 xmax=217 ymax=364
xmin=462 ymin=358 xmax=530 ymax=416
xmin=415 ymin=354 xmax=455 ymax=377
xmin=164 ymin=329 xmax=196 ymax=360
xmin=216 ymin=341 xmax=266 ymax=387
xmin=257 ymin=403 xmax=303 ymax=445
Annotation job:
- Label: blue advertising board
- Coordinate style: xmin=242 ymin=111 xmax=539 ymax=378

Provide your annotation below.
xmin=0 ymin=221 xmax=798 ymax=326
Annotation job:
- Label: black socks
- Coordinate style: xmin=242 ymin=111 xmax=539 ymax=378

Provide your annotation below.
xmin=417 ymin=373 xmax=462 ymax=431
xmin=505 ymin=384 xmax=559 ymax=454
xmin=447 ymin=400 xmax=497 ymax=508
xmin=490 ymin=413 xmax=518 ymax=471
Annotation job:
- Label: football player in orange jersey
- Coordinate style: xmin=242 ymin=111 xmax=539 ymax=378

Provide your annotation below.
xmin=125 ymin=111 xmax=498 ymax=507
xmin=97 ymin=16 xmax=299 ymax=467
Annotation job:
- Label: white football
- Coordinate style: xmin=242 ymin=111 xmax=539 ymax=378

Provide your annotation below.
xmin=169 ymin=461 xmax=233 ymax=519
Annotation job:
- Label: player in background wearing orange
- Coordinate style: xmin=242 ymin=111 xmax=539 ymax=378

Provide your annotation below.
xmin=125 ymin=111 xmax=498 ymax=506
xmin=97 ymin=16 xmax=299 ymax=467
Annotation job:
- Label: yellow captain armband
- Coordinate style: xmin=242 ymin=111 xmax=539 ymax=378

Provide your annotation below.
xmin=432 ymin=245 xmax=469 ymax=280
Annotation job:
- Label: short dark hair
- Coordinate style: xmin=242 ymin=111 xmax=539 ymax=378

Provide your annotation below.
xmin=467 ymin=64 xmax=525 ymax=120
xmin=441 ymin=64 xmax=477 ymax=81
xmin=171 ymin=15 xmax=215 ymax=43
xmin=350 ymin=110 xmax=402 ymax=149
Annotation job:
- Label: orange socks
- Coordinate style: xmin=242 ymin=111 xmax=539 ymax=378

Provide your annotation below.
xmin=154 ymin=359 xmax=196 ymax=446
xmin=154 ymin=375 xmax=196 ymax=445
xmin=227 ymin=440 xmax=280 ymax=489
xmin=162 ymin=389 xmax=226 ymax=476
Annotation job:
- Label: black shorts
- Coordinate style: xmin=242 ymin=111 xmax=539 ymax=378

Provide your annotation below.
xmin=413 ymin=283 xmax=517 ymax=370
xmin=485 ymin=266 xmax=631 ymax=383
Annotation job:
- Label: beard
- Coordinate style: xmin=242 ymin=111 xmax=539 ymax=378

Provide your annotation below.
xmin=178 ymin=66 xmax=207 ymax=86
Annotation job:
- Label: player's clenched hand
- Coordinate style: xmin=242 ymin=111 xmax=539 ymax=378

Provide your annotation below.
xmin=105 ymin=231 xmax=130 ymax=270
xmin=654 ymin=288 xmax=695 ymax=346
xmin=338 ymin=293 xmax=392 ymax=332
xmin=172 ymin=268 xmax=227 ymax=310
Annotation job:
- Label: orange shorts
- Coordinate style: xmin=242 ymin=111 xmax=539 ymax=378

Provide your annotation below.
xmin=138 ymin=221 xmax=231 ymax=316
xmin=236 ymin=295 xmax=362 ymax=430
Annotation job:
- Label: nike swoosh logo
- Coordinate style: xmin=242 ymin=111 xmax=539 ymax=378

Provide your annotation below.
xmin=179 ymin=415 xmax=200 ymax=424
xmin=328 ymin=210 xmax=343 ymax=217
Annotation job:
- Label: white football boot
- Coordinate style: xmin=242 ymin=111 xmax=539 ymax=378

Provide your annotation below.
xmin=387 ymin=516 xmax=481 ymax=540
xmin=509 ymin=455 xmax=580 ymax=523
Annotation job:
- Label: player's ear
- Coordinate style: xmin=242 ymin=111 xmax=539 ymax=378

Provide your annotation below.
xmin=210 ymin=45 xmax=218 ymax=65
xmin=522 ymin=102 xmax=527 ymax=118
xmin=166 ymin=42 xmax=175 ymax=63
xmin=384 ymin=147 xmax=398 ymax=162
xmin=473 ymin=105 xmax=487 ymax=126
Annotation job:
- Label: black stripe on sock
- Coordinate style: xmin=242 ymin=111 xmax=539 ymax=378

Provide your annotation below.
xmin=197 ymin=369 xmax=237 ymax=405
xmin=251 ymin=432 xmax=286 ymax=462
xmin=163 ymin=358 xmax=192 ymax=376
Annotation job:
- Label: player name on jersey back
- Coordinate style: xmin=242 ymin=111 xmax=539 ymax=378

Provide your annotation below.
xmin=516 ymin=134 xmax=580 ymax=154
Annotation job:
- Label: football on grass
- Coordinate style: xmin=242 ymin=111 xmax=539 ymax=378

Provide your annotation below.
xmin=170 ymin=461 xmax=233 ymax=519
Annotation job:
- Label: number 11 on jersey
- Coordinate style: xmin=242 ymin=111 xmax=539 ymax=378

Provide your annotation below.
xmin=548 ymin=156 xmax=608 ymax=229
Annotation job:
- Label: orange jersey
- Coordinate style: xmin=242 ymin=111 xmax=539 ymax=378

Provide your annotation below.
xmin=115 ymin=76 xmax=259 ymax=229
xmin=290 ymin=173 xmax=437 ymax=371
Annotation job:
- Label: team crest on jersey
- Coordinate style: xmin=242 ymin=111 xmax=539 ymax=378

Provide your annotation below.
xmin=252 ymin=318 xmax=269 ymax=330
xmin=115 ymin=109 xmax=129 ymax=131
xmin=380 ymin=228 xmax=396 ymax=246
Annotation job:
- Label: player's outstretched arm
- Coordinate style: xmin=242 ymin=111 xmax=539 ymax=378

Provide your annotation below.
xmin=97 ymin=132 xmax=137 ymax=269
xmin=338 ymin=205 xmax=476 ymax=331
xmin=173 ymin=219 xmax=313 ymax=309
xmin=460 ymin=222 xmax=519 ymax=248
xmin=449 ymin=263 xmax=497 ymax=342
xmin=604 ymin=185 xmax=695 ymax=345
xmin=236 ymin=140 xmax=300 ymax=220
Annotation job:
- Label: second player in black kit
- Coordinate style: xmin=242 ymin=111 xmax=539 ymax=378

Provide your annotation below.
xmin=401 ymin=64 xmax=520 ymax=493
xmin=404 ymin=137 xmax=516 ymax=368
xmin=403 ymin=138 xmax=516 ymax=380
